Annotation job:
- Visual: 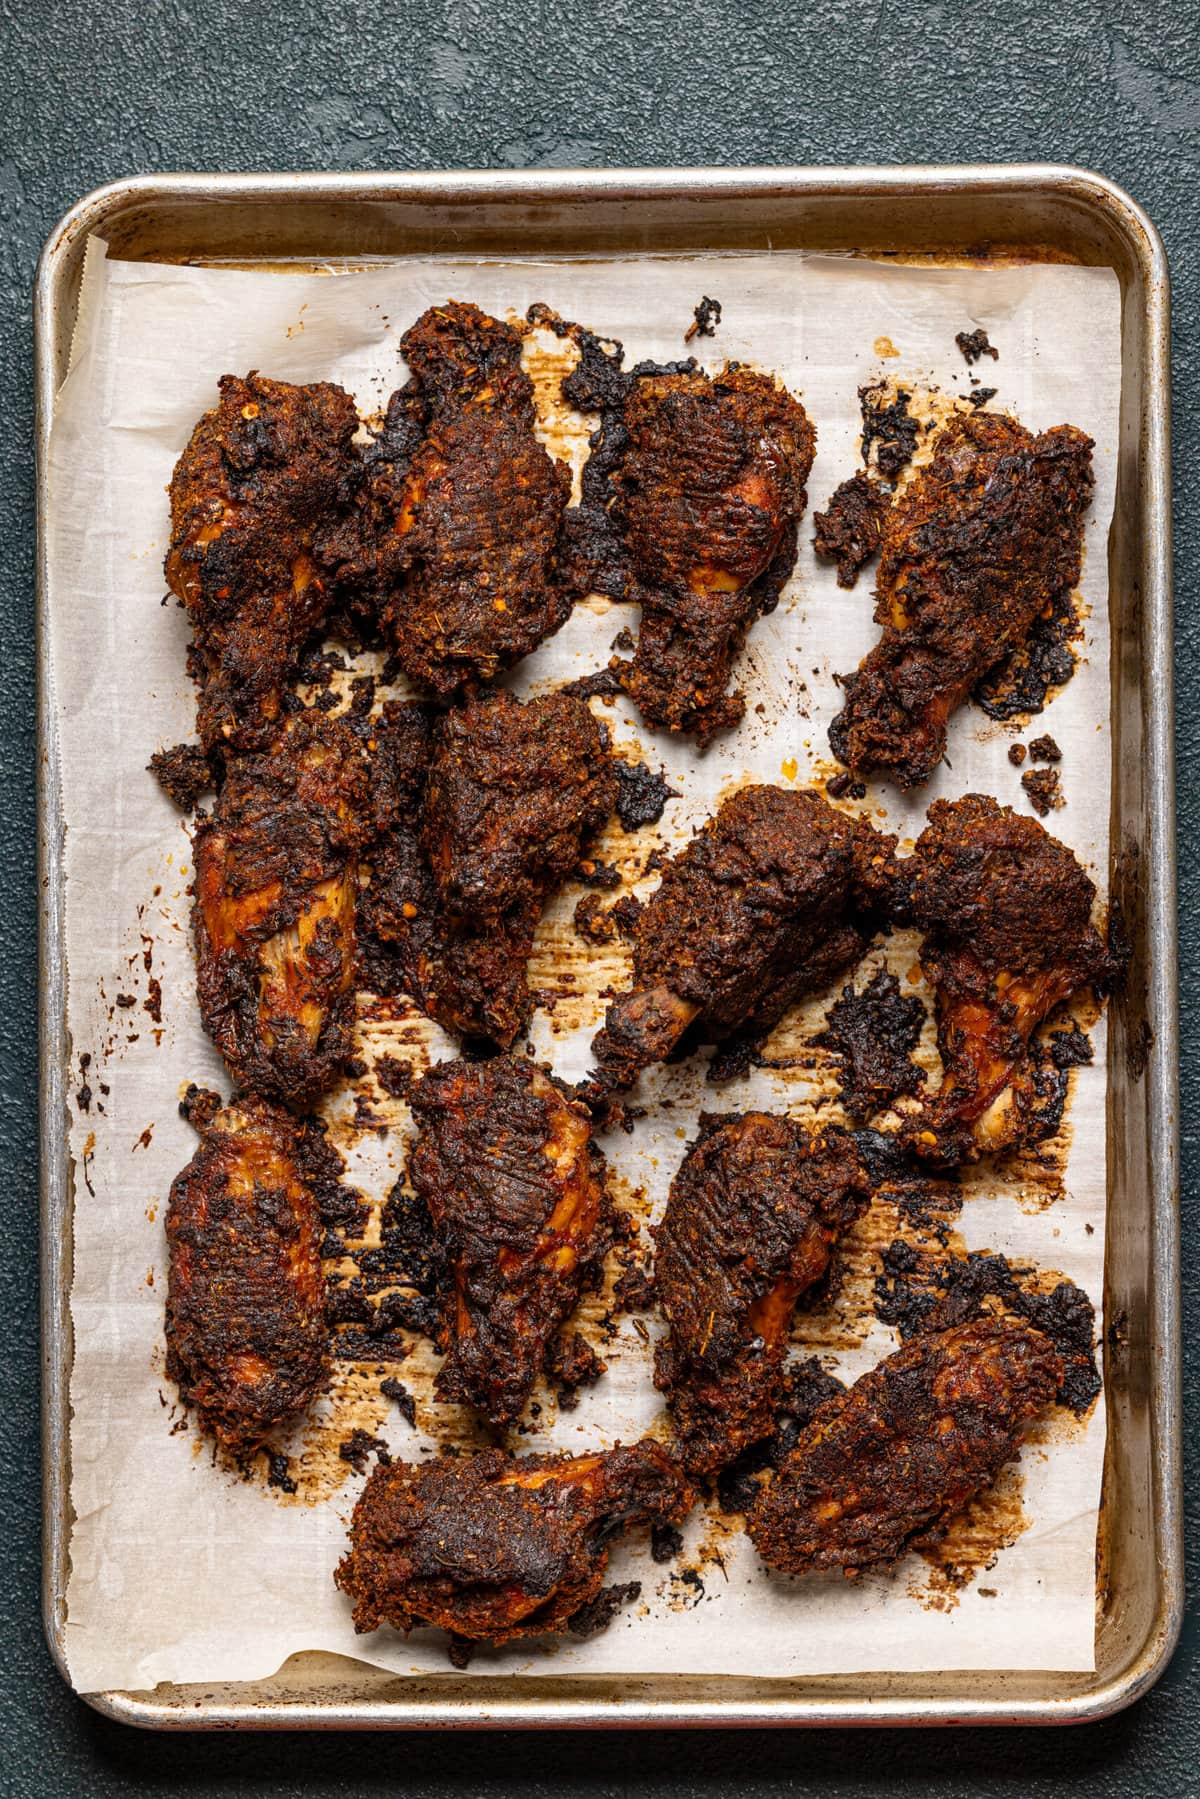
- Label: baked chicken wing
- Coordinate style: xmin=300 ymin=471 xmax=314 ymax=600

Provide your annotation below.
xmin=336 ymin=1441 xmax=692 ymax=1644
xmin=166 ymin=372 xmax=359 ymax=753
xmin=354 ymin=301 xmax=572 ymax=695
xmin=408 ymin=1054 xmax=616 ymax=1427
xmin=747 ymin=1317 xmax=1062 ymax=1574
xmin=194 ymin=709 xmax=369 ymax=1105
xmin=165 ymin=1089 xmax=328 ymax=1455
xmin=589 ymin=785 xmax=897 ymax=1093
xmin=897 ymin=794 xmax=1109 ymax=1165
xmin=572 ymin=359 xmax=816 ymax=743
xmin=830 ymin=412 xmax=1093 ymax=788
xmin=654 ymin=1114 xmax=870 ymax=1473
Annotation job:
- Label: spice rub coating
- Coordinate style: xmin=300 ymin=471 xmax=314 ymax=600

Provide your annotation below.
xmin=830 ymin=412 xmax=1093 ymax=788
xmin=166 ymin=372 xmax=359 ymax=754
xmin=813 ymin=472 xmax=891 ymax=589
xmin=360 ymin=690 xmax=617 ymax=1047
xmin=165 ymin=1092 xmax=328 ymax=1455
xmin=337 ymin=1440 xmax=692 ymax=1643
xmin=589 ymin=785 xmax=897 ymax=1092
xmin=572 ymin=357 xmax=816 ymax=743
xmin=193 ymin=709 xmax=369 ymax=1106
xmin=362 ymin=302 xmax=573 ymax=696
xmin=897 ymin=794 xmax=1109 ymax=1165
xmin=408 ymin=1054 xmax=617 ymax=1427
xmin=654 ymin=1114 xmax=871 ymax=1473
xmin=747 ymin=1317 xmax=1062 ymax=1575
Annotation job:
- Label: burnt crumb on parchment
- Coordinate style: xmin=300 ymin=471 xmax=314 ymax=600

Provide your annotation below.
xmin=374 ymin=1053 xmax=415 ymax=1101
xmin=338 ymin=1428 xmax=391 ymax=1473
xmin=574 ymin=892 xmax=619 ymax=944
xmin=179 ymin=1082 xmax=222 ymax=1129
xmin=651 ymin=1521 xmax=684 ymax=1564
xmin=874 ymin=1240 xmax=1101 ymax=1414
xmin=974 ymin=586 xmax=1080 ymax=721
xmin=966 ymin=386 xmax=998 ymax=408
xmin=612 ymin=1254 xmax=655 ymax=1314
xmin=447 ymin=1634 xmax=476 ymax=1670
xmin=1028 ymin=733 xmax=1062 ymax=763
xmin=1049 ymin=1025 xmax=1093 ymax=1069
xmin=76 ymin=1052 xmax=93 ymax=1114
xmin=716 ymin=1357 xmax=848 ymax=1514
xmin=1008 ymin=742 xmax=1028 ymax=766
xmin=266 ymin=1450 xmax=298 ymax=1494
xmin=614 ymin=760 xmax=679 ymax=830
xmin=851 ymin=1128 xmax=963 ymax=1239
xmin=567 ymin=1580 xmax=642 ymax=1639
xmin=705 ymin=1030 xmax=766 ymax=1085
xmin=816 ymin=970 xmax=927 ymax=1119
xmin=325 ymin=1177 xmax=444 ymax=1355
xmin=610 ymin=625 xmax=636 ymax=653
xmin=813 ymin=472 xmax=891 ymax=588
xmin=859 ymin=382 xmax=921 ymax=481
xmin=685 ymin=296 xmax=723 ymax=342
xmin=380 ymin=1375 xmax=417 ymax=1428
xmin=1022 ymin=765 xmax=1064 ymax=815
xmin=296 ymin=1116 xmax=369 ymax=1235
xmin=542 ymin=1331 xmax=606 ymax=1411
xmin=148 ymin=741 xmax=216 ymax=811
xmin=956 ymin=327 xmax=999 ymax=365
xmin=144 ymin=978 xmax=163 ymax=1024
xmin=825 ymin=770 xmax=867 ymax=800
xmin=575 ymin=857 xmax=622 ymax=889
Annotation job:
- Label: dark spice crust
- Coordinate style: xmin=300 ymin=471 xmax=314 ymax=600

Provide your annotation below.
xmin=1022 ymin=766 xmax=1064 ymax=815
xmin=747 ymin=1317 xmax=1062 ymax=1575
xmin=165 ymin=1093 xmax=329 ymax=1456
xmin=654 ymin=1113 xmax=870 ymax=1473
xmin=817 ymin=969 xmax=927 ymax=1119
xmin=335 ymin=1440 xmax=692 ymax=1643
xmin=813 ymin=472 xmax=891 ymax=588
xmin=830 ymin=411 xmax=1093 ymax=788
xmin=166 ymin=371 xmax=359 ymax=754
xmin=859 ymin=382 xmax=920 ymax=481
xmin=408 ymin=1054 xmax=619 ymax=1428
xmin=192 ymin=709 xmax=370 ymax=1106
xmin=589 ymin=785 xmax=898 ymax=1093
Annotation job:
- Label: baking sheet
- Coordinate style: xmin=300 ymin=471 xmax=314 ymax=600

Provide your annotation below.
xmin=47 ymin=241 xmax=1120 ymax=1694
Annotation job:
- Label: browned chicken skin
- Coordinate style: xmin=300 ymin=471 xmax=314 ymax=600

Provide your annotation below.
xmin=408 ymin=1054 xmax=616 ymax=1427
xmin=348 ymin=302 xmax=572 ymax=696
xmin=654 ymin=1114 xmax=871 ymax=1473
xmin=165 ymin=1089 xmax=328 ymax=1456
xmin=830 ymin=412 xmax=1094 ymax=788
xmin=589 ymin=785 xmax=897 ymax=1093
xmin=336 ymin=1441 xmax=692 ymax=1644
xmin=747 ymin=1317 xmax=1062 ymax=1574
xmin=194 ymin=708 xmax=370 ymax=1106
xmin=166 ymin=372 xmax=359 ymax=754
xmin=572 ymin=359 xmax=816 ymax=743
xmin=360 ymin=689 xmax=616 ymax=1047
xmin=897 ymin=794 xmax=1109 ymax=1165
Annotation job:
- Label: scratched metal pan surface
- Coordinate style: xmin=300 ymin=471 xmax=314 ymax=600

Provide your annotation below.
xmin=34 ymin=166 xmax=1180 ymax=1729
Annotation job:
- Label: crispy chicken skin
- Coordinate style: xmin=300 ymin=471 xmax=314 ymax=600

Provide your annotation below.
xmin=830 ymin=412 xmax=1094 ymax=788
xmin=590 ymin=786 xmax=897 ymax=1093
xmin=166 ymin=372 xmax=359 ymax=754
xmin=336 ymin=1440 xmax=691 ymax=1643
xmin=194 ymin=709 xmax=369 ymax=1106
xmin=358 ymin=302 xmax=572 ymax=695
xmin=165 ymin=1091 xmax=328 ymax=1455
xmin=898 ymin=794 xmax=1109 ymax=1165
xmin=408 ymin=1055 xmax=616 ymax=1427
xmin=747 ymin=1317 xmax=1062 ymax=1574
xmin=654 ymin=1114 xmax=871 ymax=1473
xmin=579 ymin=365 xmax=816 ymax=744
xmin=361 ymin=691 xmax=616 ymax=1047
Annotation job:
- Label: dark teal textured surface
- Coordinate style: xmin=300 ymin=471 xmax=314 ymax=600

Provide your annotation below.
xmin=3 ymin=2 xmax=1196 ymax=1790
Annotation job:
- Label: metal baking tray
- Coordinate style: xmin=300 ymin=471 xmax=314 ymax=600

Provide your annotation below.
xmin=35 ymin=165 xmax=1180 ymax=1729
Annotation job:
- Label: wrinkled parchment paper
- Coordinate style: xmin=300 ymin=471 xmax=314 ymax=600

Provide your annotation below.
xmin=47 ymin=241 xmax=1120 ymax=1693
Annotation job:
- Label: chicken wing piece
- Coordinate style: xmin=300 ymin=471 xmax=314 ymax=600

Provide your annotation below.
xmin=166 ymin=372 xmax=359 ymax=754
xmin=747 ymin=1317 xmax=1062 ymax=1575
xmin=829 ymin=412 xmax=1094 ymax=788
xmin=573 ymin=360 xmax=816 ymax=744
xmin=897 ymin=794 xmax=1110 ymax=1165
xmin=654 ymin=1114 xmax=871 ymax=1473
xmin=336 ymin=1440 xmax=692 ymax=1644
xmin=363 ymin=302 xmax=573 ymax=696
xmin=194 ymin=709 xmax=370 ymax=1106
xmin=408 ymin=1054 xmax=616 ymax=1427
xmin=165 ymin=1088 xmax=328 ymax=1456
xmin=360 ymin=690 xmax=617 ymax=1048
xmin=589 ymin=785 xmax=897 ymax=1093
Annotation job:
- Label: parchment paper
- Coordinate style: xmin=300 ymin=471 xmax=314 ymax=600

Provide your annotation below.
xmin=47 ymin=240 xmax=1120 ymax=1693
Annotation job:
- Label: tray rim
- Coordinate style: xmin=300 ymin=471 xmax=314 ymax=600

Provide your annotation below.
xmin=35 ymin=161 xmax=1181 ymax=1731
